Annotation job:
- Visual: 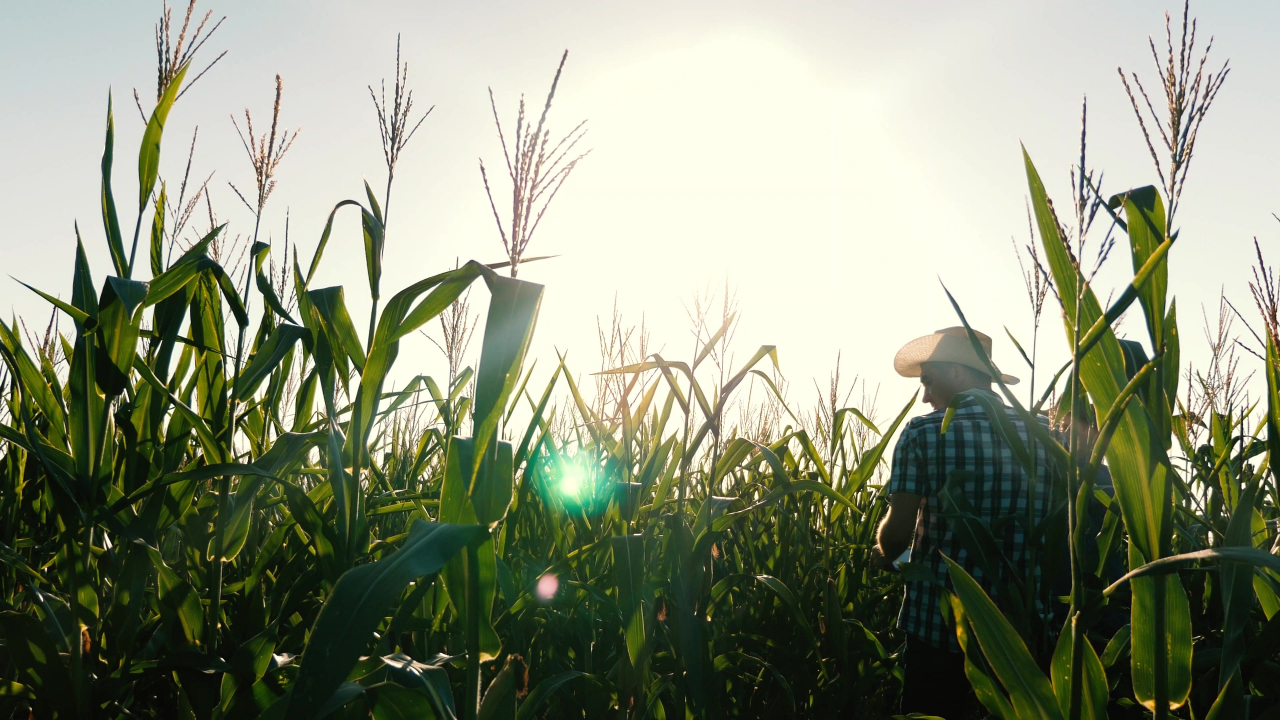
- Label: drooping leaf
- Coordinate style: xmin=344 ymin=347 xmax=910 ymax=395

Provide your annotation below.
xmin=942 ymin=555 xmax=1064 ymax=720
xmin=287 ymin=521 xmax=483 ymax=719
xmin=380 ymin=652 xmax=456 ymax=720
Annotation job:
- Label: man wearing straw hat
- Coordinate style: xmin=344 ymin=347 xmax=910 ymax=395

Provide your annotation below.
xmin=871 ymin=327 xmax=1056 ymax=718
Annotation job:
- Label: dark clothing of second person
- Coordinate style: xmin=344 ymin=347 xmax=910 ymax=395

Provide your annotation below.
xmin=900 ymin=636 xmax=983 ymax=719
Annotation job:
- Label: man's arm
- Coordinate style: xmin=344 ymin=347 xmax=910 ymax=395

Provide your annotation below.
xmin=871 ymin=492 xmax=922 ymax=570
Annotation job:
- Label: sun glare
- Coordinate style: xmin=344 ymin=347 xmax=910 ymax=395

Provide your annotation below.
xmin=559 ymin=463 xmax=585 ymax=498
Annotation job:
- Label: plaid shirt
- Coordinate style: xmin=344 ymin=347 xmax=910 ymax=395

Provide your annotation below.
xmin=887 ymin=390 xmax=1056 ymax=651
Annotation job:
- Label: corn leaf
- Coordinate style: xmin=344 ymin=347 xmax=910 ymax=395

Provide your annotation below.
xmin=137 ymin=63 xmax=188 ymax=212
xmin=942 ymin=555 xmax=1064 ymax=720
xmin=288 ymin=520 xmax=483 ymax=719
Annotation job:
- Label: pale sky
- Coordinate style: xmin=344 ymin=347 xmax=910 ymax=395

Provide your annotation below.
xmin=3 ymin=1 xmax=1278 ymax=428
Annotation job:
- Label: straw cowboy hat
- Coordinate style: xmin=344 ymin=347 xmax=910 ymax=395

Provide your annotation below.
xmin=893 ymin=326 xmax=1020 ymax=385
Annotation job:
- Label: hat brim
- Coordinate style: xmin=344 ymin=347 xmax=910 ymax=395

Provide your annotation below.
xmin=894 ymin=333 xmax=1020 ymax=386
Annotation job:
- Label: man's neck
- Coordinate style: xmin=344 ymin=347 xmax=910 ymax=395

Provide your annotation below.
xmin=950 ymin=386 xmax=1000 ymax=404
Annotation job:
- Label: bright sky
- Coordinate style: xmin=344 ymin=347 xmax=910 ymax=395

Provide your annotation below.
xmin=3 ymin=1 xmax=1278 ymax=428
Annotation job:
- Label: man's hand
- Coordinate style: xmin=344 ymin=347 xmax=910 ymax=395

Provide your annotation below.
xmin=870 ymin=544 xmax=897 ymax=572
xmin=873 ymin=492 xmax=923 ymax=573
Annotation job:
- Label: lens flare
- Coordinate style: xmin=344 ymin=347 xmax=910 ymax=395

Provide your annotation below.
xmin=536 ymin=573 xmax=559 ymax=602
xmin=559 ymin=464 xmax=584 ymax=497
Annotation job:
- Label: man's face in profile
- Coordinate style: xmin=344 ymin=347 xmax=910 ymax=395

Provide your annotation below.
xmin=918 ymin=362 xmax=959 ymax=411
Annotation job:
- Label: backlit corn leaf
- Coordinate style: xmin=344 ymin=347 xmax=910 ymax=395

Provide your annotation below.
xmin=942 ymin=555 xmax=1064 ymax=720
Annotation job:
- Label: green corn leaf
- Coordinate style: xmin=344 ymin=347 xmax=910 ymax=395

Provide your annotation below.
xmin=1049 ymin=619 xmax=1109 ymax=720
xmin=138 ymin=63 xmax=188 ymax=212
xmin=362 ymin=181 xmax=385 ymax=302
xmin=287 ymin=520 xmax=483 ymax=719
xmin=685 ymin=346 xmax=779 ymax=459
xmin=140 ymin=542 xmax=205 ymax=648
xmin=1204 ymin=671 xmax=1245 ymax=720
xmin=515 ymin=671 xmax=587 ymax=720
xmin=597 ymin=356 xmax=708 ymax=417
xmin=132 ymin=357 xmax=224 ymax=463
xmin=1104 ymin=546 xmax=1280 ymax=594
xmin=612 ymin=534 xmax=646 ymax=666
xmin=834 ymin=392 xmax=916 ymax=504
xmin=251 ymin=241 xmax=299 ymax=324
xmin=1129 ymin=545 xmax=1192 ymax=711
xmin=218 ymin=633 xmax=279 ymax=717
xmin=947 ymin=593 xmax=1018 ymax=720
xmin=514 ymin=364 xmax=563 ymax=469
xmin=709 ymin=574 xmax=826 ymax=679
xmin=1101 ymin=625 xmax=1131 ymax=668
xmin=1025 ymin=146 xmax=1172 ymax=566
xmin=1163 ymin=300 xmax=1180 ymax=424
xmin=364 ymin=179 xmax=384 ymax=227
xmin=380 ymin=652 xmax=456 ymax=720
xmin=745 ymin=439 xmax=790 ymax=489
xmin=710 ymin=480 xmax=858 ymax=532
xmin=211 ymin=487 xmax=257 ymax=563
xmin=254 ymin=430 xmax=326 ymax=475
xmin=314 ymin=682 xmax=367 ymax=718
xmin=367 ymin=682 xmax=442 ymax=720
xmin=439 ymin=438 xmax=503 ymax=660
xmin=0 ymin=611 xmax=77 ymax=718
xmin=67 ymin=242 xmax=105 ymax=483
xmin=1266 ymin=333 xmax=1280 ymax=488
xmin=470 ymin=274 xmax=543 ymax=496
xmin=1221 ymin=482 xmax=1260 ymax=688
xmin=0 ymin=682 xmax=33 ymax=700
xmin=692 ymin=311 xmax=736 ymax=370
xmin=1114 ymin=186 xmax=1168 ymax=349
xmin=235 ymin=323 xmax=308 ymax=402
xmin=790 ymin=430 xmax=832 ymax=486
xmin=71 ymin=230 xmax=99 ymax=324
xmin=108 ymin=462 xmax=271 ymax=513
xmin=833 ymin=405 xmax=881 ymax=440
xmin=0 ymin=540 xmax=46 ymax=584
xmin=1074 ymin=236 xmax=1173 ymax=363
xmin=307 ymin=286 xmax=366 ymax=371
xmin=712 ymin=437 xmax=757 ymax=484
xmin=942 ymin=555 xmax=1064 ymax=720
xmin=0 ymin=319 xmax=68 ymax=446
xmin=390 ymin=263 xmax=489 ymax=344
xmin=94 ymin=276 xmax=148 ymax=398
xmin=209 ymin=255 xmax=250 ymax=329
xmin=100 ymin=93 xmax=129 ymax=278
xmin=150 ymin=182 xmax=166 ymax=276
xmin=14 ymin=279 xmax=92 ymax=330
xmin=305 ymin=199 xmax=361 ymax=285
xmin=1004 ymin=326 xmax=1034 ymax=370
xmin=754 ymin=575 xmax=826 ymax=679
xmin=144 ymin=224 xmax=223 ymax=306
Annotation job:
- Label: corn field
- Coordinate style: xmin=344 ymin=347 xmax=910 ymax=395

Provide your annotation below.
xmin=4 ymin=3 xmax=1280 ymax=719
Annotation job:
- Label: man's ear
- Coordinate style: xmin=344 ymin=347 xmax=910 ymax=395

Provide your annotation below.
xmin=943 ymin=363 xmax=964 ymax=385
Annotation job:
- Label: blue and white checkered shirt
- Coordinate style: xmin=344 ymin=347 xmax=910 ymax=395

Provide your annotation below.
xmin=887 ymin=390 xmax=1057 ymax=651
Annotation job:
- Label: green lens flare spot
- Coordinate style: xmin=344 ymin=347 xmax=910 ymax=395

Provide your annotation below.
xmin=559 ymin=463 xmax=585 ymax=497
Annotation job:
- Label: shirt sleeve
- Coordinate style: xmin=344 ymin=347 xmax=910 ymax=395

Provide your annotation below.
xmin=886 ymin=419 xmax=928 ymax=496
